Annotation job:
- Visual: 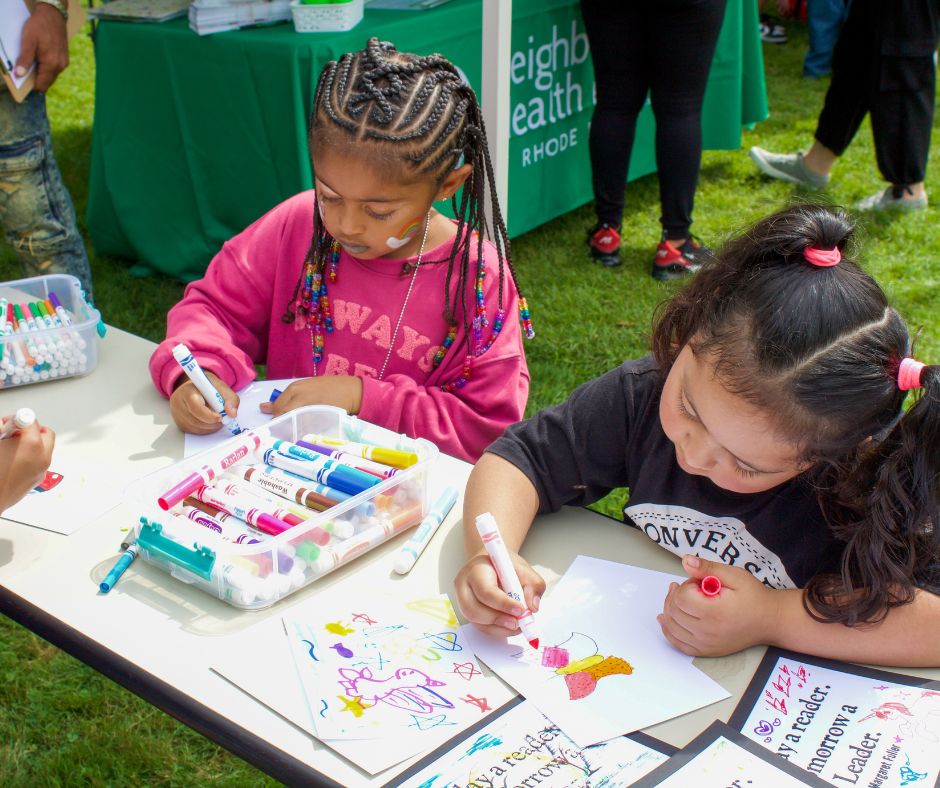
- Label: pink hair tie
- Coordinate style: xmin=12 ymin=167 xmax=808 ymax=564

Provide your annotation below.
xmin=803 ymin=245 xmax=841 ymax=267
xmin=897 ymin=357 xmax=926 ymax=391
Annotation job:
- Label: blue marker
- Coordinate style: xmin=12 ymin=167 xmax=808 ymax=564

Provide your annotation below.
xmin=393 ymin=486 xmax=458 ymax=574
xmin=269 ymin=388 xmax=283 ymax=403
xmin=172 ymin=343 xmax=242 ymax=435
xmin=99 ymin=544 xmax=139 ymax=593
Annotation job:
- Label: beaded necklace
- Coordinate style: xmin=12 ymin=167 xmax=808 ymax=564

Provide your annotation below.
xmin=292 ymin=213 xmax=533 ymax=388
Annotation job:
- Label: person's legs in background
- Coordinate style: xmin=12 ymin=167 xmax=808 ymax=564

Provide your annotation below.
xmin=749 ymin=0 xmax=871 ymax=188
xmin=803 ymin=0 xmax=850 ymax=78
xmin=581 ymin=1 xmax=649 ymax=268
xmin=649 ymin=0 xmax=728 ymax=280
xmin=0 ymin=91 xmax=93 ymax=302
xmin=857 ymin=0 xmax=939 ymax=211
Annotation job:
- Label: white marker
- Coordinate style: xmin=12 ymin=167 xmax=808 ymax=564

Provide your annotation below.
xmin=0 ymin=407 xmax=36 ymax=440
xmin=475 ymin=512 xmax=540 ymax=650
xmin=171 ymin=343 xmax=242 ymax=436
xmin=394 ymin=486 xmax=458 ymax=574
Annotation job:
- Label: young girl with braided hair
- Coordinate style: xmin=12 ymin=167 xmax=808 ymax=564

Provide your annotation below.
xmin=456 ymin=203 xmax=940 ymax=667
xmin=150 ymin=39 xmax=533 ymax=462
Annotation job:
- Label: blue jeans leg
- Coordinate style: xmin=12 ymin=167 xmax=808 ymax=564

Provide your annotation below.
xmin=805 ymin=0 xmax=852 ymax=78
xmin=0 ymin=91 xmax=93 ymax=302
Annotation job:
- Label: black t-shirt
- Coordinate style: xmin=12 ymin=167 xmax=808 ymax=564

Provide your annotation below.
xmin=489 ymin=356 xmax=845 ymax=589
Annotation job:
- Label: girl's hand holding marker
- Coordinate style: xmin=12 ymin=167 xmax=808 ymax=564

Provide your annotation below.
xmin=658 ymin=555 xmax=777 ymax=658
xmin=0 ymin=408 xmax=54 ymax=515
xmin=170 ymin=343 xmax=243 ymax=436
xmin=455 ymin=511 xmax=544 ymax=645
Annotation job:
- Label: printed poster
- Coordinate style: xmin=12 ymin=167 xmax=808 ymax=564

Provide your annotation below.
xmin=633 ymin=720 xmax=829 ymax=787
xmin=729 ymin=648 xmax=940 ymax=788
xmin=397 ymin=695 xmax=675 ymax=788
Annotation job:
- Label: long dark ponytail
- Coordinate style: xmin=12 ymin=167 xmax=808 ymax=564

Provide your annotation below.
xmin=652 ymin=203 xmax=940 ymax=625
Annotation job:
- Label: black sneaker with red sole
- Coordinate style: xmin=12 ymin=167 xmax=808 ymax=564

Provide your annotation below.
xmin=651 ymin=238 xmax=710 ymax=281
xmin=587 ymin=223 xmax=622 ymax=268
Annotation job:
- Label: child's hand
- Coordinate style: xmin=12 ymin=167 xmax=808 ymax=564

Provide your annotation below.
xmin=0 ymin=420 xmax=55 ymax=514
xmin=454 ymin=551 xmax=545 ymax=638
xmin=259 ymin=376 xmax=363 ymax=417
xmin=170 ymin=372 xmax=239 ymax=434
xmin=657 ymin=555 xmax=779 ymax=657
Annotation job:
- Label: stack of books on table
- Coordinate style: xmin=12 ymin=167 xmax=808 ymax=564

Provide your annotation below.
xmin=89 ymin=0 xmax=190 ymax=23
xmin=188 ymin=0 xmax=292 ymax=35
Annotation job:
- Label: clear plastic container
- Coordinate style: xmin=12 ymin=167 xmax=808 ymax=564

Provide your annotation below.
xmin=0 ymin=274 xmax=103 ymax=389
xmin=126 ymin=406 xmax=438 ymax=609
xmin=290 ymin=0 xmax=363 ymax=32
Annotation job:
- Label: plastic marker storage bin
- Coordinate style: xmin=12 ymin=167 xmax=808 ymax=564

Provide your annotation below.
xmin=126 ymin=406 xmax=438 ymax=609
xmin=290 ymin=0 xmax=363 ymax=32
xmin=0 ymin=274 xmax=103 ymax=388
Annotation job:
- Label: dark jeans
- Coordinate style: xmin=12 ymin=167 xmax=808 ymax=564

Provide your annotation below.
xmin=581 ymin=0 xmax=728 ymax=239
xmin=814 ymin=0 xmax=940 ymax=185
xmin=0 ymin=91 xmax=93 ymax=300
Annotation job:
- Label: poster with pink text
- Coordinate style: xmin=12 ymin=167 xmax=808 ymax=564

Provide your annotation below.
xmin=729 ymin=648 xmax=940 ymax=788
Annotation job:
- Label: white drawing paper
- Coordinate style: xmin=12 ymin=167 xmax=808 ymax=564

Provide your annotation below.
xmin=183 ymin=378 xmax=298 ymax=457
xmin=461 ymin=555 xmax=730 ymax=747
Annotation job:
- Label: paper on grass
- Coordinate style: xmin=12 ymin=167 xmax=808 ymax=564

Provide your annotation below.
xmin=212 ymin=593 xmax=510 ymax=775
xmin=183 ymin=378 xmax=298 ymax=458
xmin=461 ymin=555 xmax=730 ymax=747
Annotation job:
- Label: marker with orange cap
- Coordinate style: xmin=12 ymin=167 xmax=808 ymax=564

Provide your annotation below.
xmin=475 ymin=511 xmax=540 ymax=650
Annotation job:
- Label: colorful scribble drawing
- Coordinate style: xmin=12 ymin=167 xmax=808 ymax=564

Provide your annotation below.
xmin=337 ymin=695 xmax=372 ymax=717
xmin=325 ymin=621 xmax=355 ymax=636
xmin=330 ymin=642 xmax=354 ymax=658
xmin=452 ymin=661 xmax=482 ymax=681
xmin=337 ymin=666 xmax=456 ymax=714
xmin=421 ymin=631 xmax=462 ymax=652
xmin=537 ymin=632 xmax=634 ymax=701
xmin=899 ymin=754 xmax=928 ymax=785
xmin=461 ymin=694 xmax=492 ymax=712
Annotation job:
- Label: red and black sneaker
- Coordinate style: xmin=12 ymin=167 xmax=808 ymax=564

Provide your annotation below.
xmin=587 ymin=223 xmax=622 ymax=268
xmin=651 ymin=238 xmax=708 ymax=281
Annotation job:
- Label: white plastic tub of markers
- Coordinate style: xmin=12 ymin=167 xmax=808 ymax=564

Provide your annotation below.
xmin=0 ymin=273 xmax=104 ymax=389
xmin=290 ymin=0 xmax=363 ymax=33
xmin=125 ymin=405 xmax=438 ymax=609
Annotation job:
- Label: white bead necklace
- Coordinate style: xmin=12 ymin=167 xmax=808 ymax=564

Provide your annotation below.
xmin=377 ymin=213 xmax=432 ymax=381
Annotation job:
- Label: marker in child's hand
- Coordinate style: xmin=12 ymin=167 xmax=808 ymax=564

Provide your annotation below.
xmin=0 ymin=407 xmax=36 ymax=440
xmin=699 ymin=575 xmax=722 ymax=597
xmin=269 ymin=388 xmax=283 ymax=403
xmin=171 ymin=343 xmax=243 ymax=435
xmin=475 ymin=511 xmax=540 ymax=650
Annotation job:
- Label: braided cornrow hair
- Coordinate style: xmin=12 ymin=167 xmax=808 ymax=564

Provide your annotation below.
xmin=282 ymin=38 xmax=533 ymax=391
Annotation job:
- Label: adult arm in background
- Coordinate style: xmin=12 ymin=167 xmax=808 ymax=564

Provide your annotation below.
xmin=16 ymin=1 xmax=70 ymax=92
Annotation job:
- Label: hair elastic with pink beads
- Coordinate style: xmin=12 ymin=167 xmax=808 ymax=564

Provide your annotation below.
xmin=803 ymin=245 xmax=841 ymax=267
xmin=897 ymin=357 xmax=926 ymax=391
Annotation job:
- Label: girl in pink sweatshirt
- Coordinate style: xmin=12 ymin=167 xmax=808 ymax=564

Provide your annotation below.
xmin=149 ymin=38 xmax=533 ymax=462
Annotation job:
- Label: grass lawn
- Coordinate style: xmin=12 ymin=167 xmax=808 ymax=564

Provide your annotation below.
xmin=1 ymin=18 xmax=939 ymax=785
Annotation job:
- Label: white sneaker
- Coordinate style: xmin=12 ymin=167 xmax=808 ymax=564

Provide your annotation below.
xmin=749 ymin=147 xmax=831 ymax=189
xmin=856 ymin=186 xmax=928 ymax=212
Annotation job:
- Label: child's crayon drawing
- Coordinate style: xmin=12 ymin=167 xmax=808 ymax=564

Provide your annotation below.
xmin=285 ymin=594 xmax=491 ymax=745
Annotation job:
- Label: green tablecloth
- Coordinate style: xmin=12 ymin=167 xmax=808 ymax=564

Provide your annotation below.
xmin=87 ymin=0 xmax=767 ymax=281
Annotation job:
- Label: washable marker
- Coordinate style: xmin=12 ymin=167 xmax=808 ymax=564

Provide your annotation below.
xmin=0 ymin=407 xmax=36 ymax=440
xmin=158 ymin=430 xmax=263 ymax=509
xmin=699 ymin=575 xmax=722 ymax=597
xmin=171 ymin=343 xmax=242 ymax=435
xmin=296 ymin=439 xmax=399 ymax=479
xmin=99 ymin=544 xmax=139 ymax=593
xmin=394 ymin=486 xmax=458 ymax=574
xmin=192 ymin=484 xmax=293 ymax=535
xmin=301 ymin=433 xmax=418 ymax=469
xmin=267 ymin=439 xmax=381 ymax=495
xmin=475 ymin=512 xmax=540 ymax=650
xmin=269 ymin=388 xmax=282 ymax=402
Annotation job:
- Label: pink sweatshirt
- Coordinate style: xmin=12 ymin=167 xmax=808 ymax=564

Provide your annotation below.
xmin=149 ymin=191 xmax=530 ymax=462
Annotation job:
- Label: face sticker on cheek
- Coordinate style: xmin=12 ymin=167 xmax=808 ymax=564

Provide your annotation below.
xmin=386 ymin=217 xmax=422 ymax=250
